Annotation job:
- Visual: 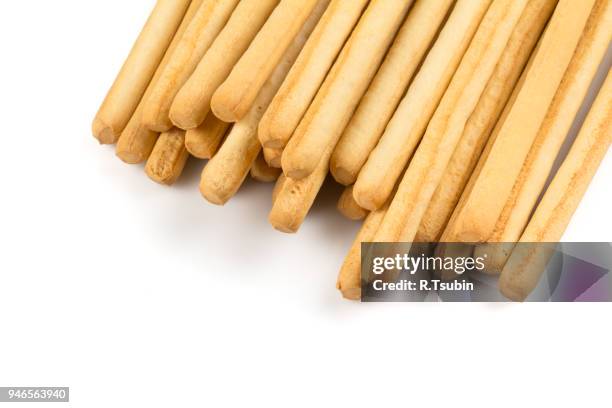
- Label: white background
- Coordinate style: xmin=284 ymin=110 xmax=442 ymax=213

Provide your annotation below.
xmin=0 ymin=1 xmax=611 ymax=407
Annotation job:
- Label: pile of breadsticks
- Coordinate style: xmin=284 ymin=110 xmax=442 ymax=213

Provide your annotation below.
xmin=93 ymin=0 xmax=611 ymax=301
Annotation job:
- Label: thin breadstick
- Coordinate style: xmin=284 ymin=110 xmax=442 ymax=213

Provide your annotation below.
xmin=92 ymin=0 xmax=191 ymax=144
xmin=374 ymin=0 xmax=529 ymax=244
xmin=352 ymin=0 xmax=493 ymax=211
xmin=337 ymin=186 xmax=368 ymax=221
xmin=185 ymin=112 xmax=230 ymax=159
xmin=210 ymin=0 xmax=323 ymax=122
xmin=269 ymin=149 xmax=332 ymax=233
xmin=499 ymin=70 xmax=612 ymax=301
xmin=145 ymin=128 xmax=190 ymax=186
xmin=475 ymin=0 xmax=612 ymax=273
xmin=116 ymin=0 xmax=205 ymax=164
xmin=251 ymin=153 xmax=282 ymax=183
xmin=258 ymin=0 xmax=369 ymax=149
xmin=263 ymin=147 xmax=283 ymax=168
xmin=143 ymin=0 xmax=239 ymax=132
xmin=170 ymin=0 xmax=279 ymax=129
xmin=281 ymin=0 xmax=413 ymax=180
xmin=443 ymin=0 xmax=598 ymax=243
xmin=200 ymin=1 xmax=327 ymax=205
xmin=336 ymin=204 xmax=389 ymax=300
xmin=330 ymin=0 xmax=455 ymax=186
xmin=272 ymin=174 xmax=287 ymax=204
xmin=415 ymin=0 xmax=557 ymax=243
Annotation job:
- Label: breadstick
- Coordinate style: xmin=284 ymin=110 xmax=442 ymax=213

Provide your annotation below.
xmin=415 ymin=0 xmax=557 ymax=243
xmin=330 ymin=0 xmax=454 ymax=186
xmin=170 ymin=0 xmax=279 ymax=129
xmin=116 ymin=0 xmax=205 ymax=164
xmin=143 ymin=0 xmax=239 ymax=132
xmin=499 ymin=70 xmax=612 ymax=301
xmin=281 ymin=0 xmax=413 ymax=180
xmin=272 ymin=174 xmax=287 ymax=204
xmin=351 ymin=0 xmax=493 ymax=210
xmin=145 ymin=128 xmax=190 ymax=186
xmin=337 ymin=186 xmax=368 ymax=221
xmin=200 ymin=1 xmax=327 ymax=205
xmin=251 ymin=153 xmax=282 ymax=183
xmin=263 ymin=147 xmax=283 ymax=168
xmin=374 ymin=0 xmax=529 ymax=244
xmin=210 ymin=0 xmax=323 ymax=122
xmin=475 ymin=0 xmax=612 ymax=273
xmin=336 ymin=204 xmax=389 ymax=300
xmin=443 ymin=0 xmax=598 ymax=243
xmin=269 ymin=149 xmax=332 ymax=233
xmin=92 ymin=0 xmax=191 ymax=144
xmin=258 ymin=0 xmax=369 ymax=149
xmin=185 ymin=112 xmax=230 ymax=159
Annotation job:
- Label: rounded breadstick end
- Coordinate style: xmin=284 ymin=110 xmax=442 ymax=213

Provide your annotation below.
xmin=92 ymin=117 xmax=119 ymax=145
xmin=337 ymin=186 xmax=367 ymax=220
xmin=145 ymin=129 xmax=189 ymax=186
xmin=116 ymin=150 xmax=146 ymax=165
xmin=199 ymin=181 xmax=229 ymax=206
xmin=352 ymin=181 xmax=384 ymax=212
xmin=340 ymin=286 xmax=361 ymax=301
xmin=329 ymin=159 xmax=357 ymax=186
xmin=268 ymin=212 xmax=299 ymax=234
xmin=169 ymin=101 xmax=200 ymax=130
xmin=210 ymin=90 xmax=241 ymax=123
xmin=498 ymin=279 xmax=529 ymax=302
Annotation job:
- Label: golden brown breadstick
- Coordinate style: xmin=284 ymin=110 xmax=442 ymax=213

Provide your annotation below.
xmin=443 ymin=0 xmax=598 ymax=243
xmin=263 ymin=147 xmax=283 ymax=168
xmin=352 ymin=0 xmax=493 ymax=211
xmin=272 ymin=174 xmax=287 ymax=204
xmin=475 ymin=0 xmax=612 ymax=273
xmin=258 ymin=0 xmax=369 ymax=149
xmin=499 ymin=70 xmax=612 ymax=301
xmin=336 ymin=204 xmax=389 ymax=300
xmin=374 ymin=0 xmax=529 ymax=244
xmin=210 ymin=0 xmax=323 ymax=122
xmin=116 ymin=0 xmax=205 ymax=164
xmin=415 ymin=0 xmax=557 ymax=243
xmin=269 ymin=149 xmax=332 ymax=233
xmin=281 ymin=0 xmax=413 ymax=180
xmin=145 ymin=128 xmax=190 ymax=186
xmin=184 ymin=112 xmax=230 ymax=159
xmin=143 ymin=0 xmax=239 ymax=132
xmin=92 ymin=0 xmax=191 ymax=144
xmin=200 ymin=1 xmax=327 ymax=205
xmin=330 ymin=0 xmax=455 ymax=186
xmin=251 ymin=153 xmax=282 ymax=183
xmin=337 ymin=186 xmax=368 ymax=221
xmin=170 ymin=0 xmax=279 ymax=129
